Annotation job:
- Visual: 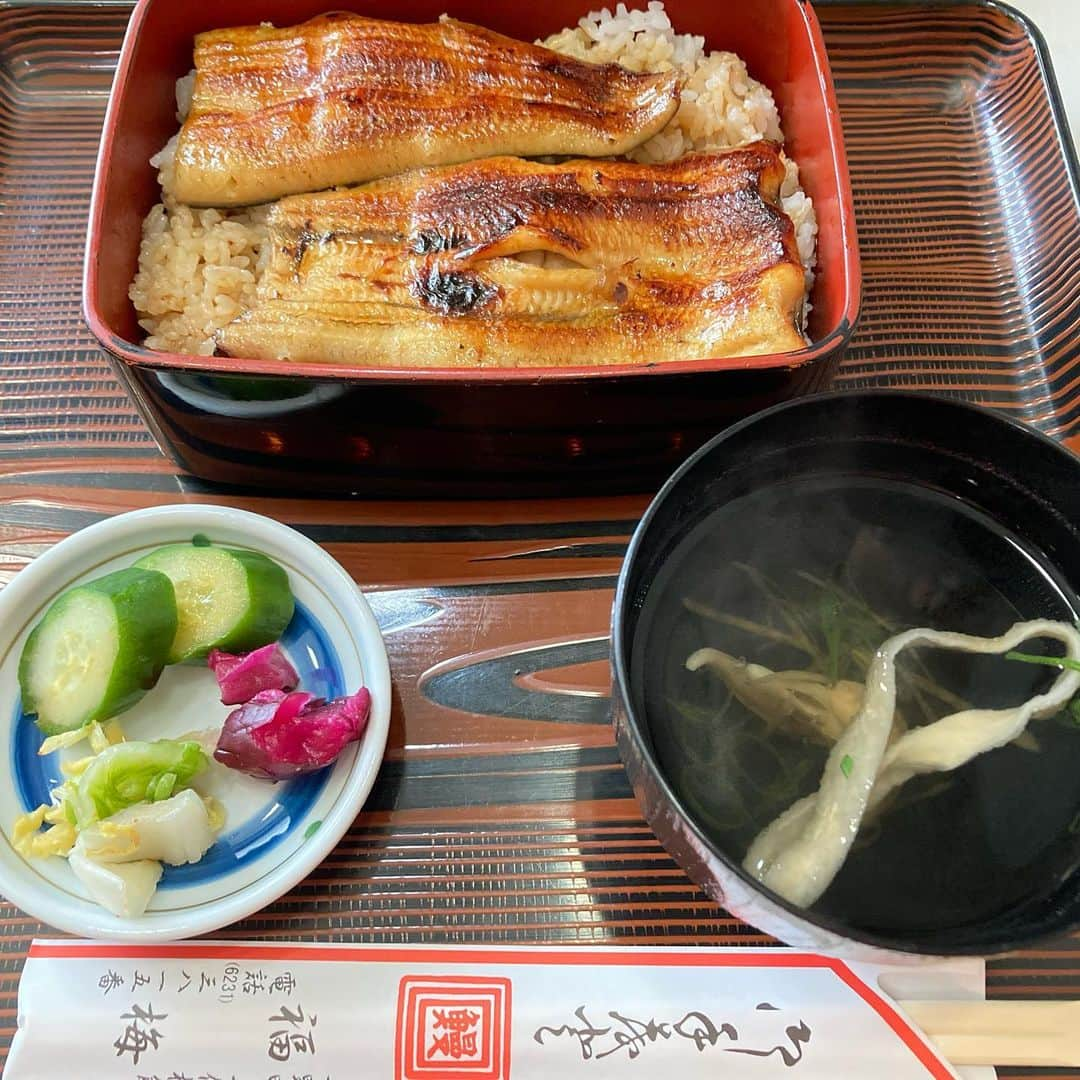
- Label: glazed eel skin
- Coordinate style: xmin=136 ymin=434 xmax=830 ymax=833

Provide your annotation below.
xmin=169 ymin=13 xmax=680 ymax=206
xmin=216 ymin=144 xmax=809 ymax=368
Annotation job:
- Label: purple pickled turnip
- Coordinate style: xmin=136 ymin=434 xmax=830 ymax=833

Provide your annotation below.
xmin=214 ymin=687 xmax=371 ymax=781
xmin=208 ymin=644 xmax=298 ymax=705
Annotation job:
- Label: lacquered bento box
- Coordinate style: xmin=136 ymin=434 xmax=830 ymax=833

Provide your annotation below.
xmin=83 ymin=0 xmax=859 ymax=495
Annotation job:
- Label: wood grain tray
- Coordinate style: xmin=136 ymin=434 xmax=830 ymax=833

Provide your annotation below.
xmin=1 ymin=3 xmax=1079 ymax=1077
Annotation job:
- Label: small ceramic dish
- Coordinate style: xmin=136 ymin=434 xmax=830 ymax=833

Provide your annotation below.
xmin=0 ymin=503 xmax=391 ymax=941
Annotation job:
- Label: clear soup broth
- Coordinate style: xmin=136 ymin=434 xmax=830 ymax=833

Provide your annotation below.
xmin=632 ymin=476 xmax=1080 ymax=940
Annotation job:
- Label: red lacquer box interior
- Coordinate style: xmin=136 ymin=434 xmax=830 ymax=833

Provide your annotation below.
xmin=83 ymin=0 xmax=860 ymax=496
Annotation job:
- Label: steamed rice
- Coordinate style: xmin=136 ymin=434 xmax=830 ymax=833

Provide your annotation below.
xmin=129 ymin=201 xmax=269 ymax=355
xmin=129 ymin=2 xmax=818 ymax=356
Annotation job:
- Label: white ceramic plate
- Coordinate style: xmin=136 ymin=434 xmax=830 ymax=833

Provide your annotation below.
xmin=0 ymin=504 xmax=391 ymax=941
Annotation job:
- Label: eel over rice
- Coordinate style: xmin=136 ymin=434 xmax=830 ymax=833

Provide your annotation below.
xmin=169 ymin=13 xmax=681 ymax=206
xmin=216 ymin=144 xmax=809 ymax=368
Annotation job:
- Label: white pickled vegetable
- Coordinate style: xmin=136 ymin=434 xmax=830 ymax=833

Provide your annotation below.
xmin=744 ymin=620 xmax=1080 ymax=909
xmin=78 ymin=788 xmax=217 ymax=866
xmin=68 ymin=847 xmax=162 ymax=918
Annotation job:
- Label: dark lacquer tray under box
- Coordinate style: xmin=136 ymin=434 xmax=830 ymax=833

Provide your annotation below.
xmin=83 ymin=0 xmax=859 ymax=495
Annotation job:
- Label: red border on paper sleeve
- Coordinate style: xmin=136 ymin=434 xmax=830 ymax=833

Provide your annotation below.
xmin=28 ymin=942 xmax=953 ymax=1079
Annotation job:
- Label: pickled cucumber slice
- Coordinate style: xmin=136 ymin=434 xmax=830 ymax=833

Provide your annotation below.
xmin=135 ymin=543 xmax=294 ymax=663
xmin=18 ymin=568 xmax=178 ymax=736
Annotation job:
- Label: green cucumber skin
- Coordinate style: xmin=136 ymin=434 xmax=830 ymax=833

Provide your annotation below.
xmin=136 ymin=544 xmax=295 ymax=664
xmin=19 ymin=567 xmax=178 ymax=736
xmin=221 ymin=547 xmax=294 ymax=657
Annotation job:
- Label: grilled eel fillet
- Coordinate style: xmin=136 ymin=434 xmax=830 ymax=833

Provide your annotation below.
xmin=216 ymin=145 xmax=809 ymax=368
xmin=170 ymin=13 xmax=680 ymax=207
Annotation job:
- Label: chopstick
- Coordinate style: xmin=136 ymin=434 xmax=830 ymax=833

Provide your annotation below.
xmin=898 ymin=999 xmax=1080 ymax=1067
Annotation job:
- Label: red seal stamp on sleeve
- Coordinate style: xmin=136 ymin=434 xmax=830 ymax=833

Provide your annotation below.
xmin=396 ymin=974 xmax=512 ymax=1080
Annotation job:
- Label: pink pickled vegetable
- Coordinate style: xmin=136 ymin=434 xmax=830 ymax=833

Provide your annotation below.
xmin=214 ymin=687 xmax=371 ymax=781
xmin=208 ymin=644 xmax=298 ymax=705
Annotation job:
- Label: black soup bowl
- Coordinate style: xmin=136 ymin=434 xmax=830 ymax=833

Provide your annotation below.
xmin=612 ymin=391 xmax=1080 ymax=956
